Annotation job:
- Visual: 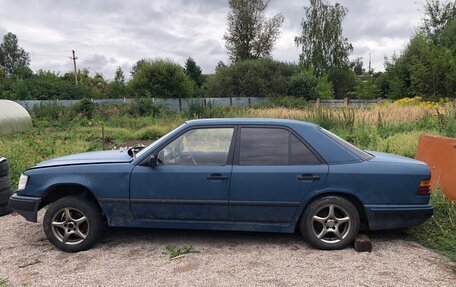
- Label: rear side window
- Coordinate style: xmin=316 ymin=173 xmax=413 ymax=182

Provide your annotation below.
xmin=319 ymin=128 xmax=374 ymax=161
xmin=240 ymin=128 xmax=289 ymax=165
xmin=291 ymin=134 xmax=321 ymax=165
xmin=239 ymin=127 xmax=320 ymax=165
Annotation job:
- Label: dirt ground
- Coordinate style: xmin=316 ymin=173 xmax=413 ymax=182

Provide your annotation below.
xmin=0 ymin=211 xmax=455 ymax=287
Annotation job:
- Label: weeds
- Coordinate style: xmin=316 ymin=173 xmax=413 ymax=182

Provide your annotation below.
xmin=0 ymin=277 xmax=6 ymax=287
xmin=184 ymin=99 xmax=227 ymax=118
xmin=413 ymin=189 xmax=456 ymax=263
xmin=164 ymin=245 xmax=199 ymax=259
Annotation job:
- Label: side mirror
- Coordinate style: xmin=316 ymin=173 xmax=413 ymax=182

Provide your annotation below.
xmin=149 ymin=155 xmax=158 ymax=167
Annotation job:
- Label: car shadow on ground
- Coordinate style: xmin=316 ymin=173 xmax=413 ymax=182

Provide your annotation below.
xmin=99 ymin=226 xmax=413 ymax=250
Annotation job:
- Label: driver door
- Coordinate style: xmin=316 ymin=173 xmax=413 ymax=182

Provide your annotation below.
xmin=130 ymin=126 xmax=235 ymax=221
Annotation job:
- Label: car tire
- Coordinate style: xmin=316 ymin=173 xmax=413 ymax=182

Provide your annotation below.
xmin=300 ymin=196 xmax=359 ymax=250
xmin=43 ymin=196 xmax=103 ymax=252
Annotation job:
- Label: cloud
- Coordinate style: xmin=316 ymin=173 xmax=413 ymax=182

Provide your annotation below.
xmin=0 ymin=0 xmax=425 ymax=79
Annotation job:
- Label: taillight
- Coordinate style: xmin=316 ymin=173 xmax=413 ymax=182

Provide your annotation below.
xmin=418 ymin=180 xmax=431 ymax=195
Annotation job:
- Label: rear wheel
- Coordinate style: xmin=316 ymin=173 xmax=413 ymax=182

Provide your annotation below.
xmin=300 ymin=196 xmax=359 ymax=250
xmin=43 ymin=196 xmax=103 ymax=252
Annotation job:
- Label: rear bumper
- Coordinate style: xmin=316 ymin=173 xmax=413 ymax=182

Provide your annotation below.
xmin=365 ymin=204 xmax=433 ymax=230
xmin=8 ymin=194 xmax=41 ymax=222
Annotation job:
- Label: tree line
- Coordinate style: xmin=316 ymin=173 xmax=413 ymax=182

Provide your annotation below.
xmin=0 ymin=0 xmax=455 ymax=101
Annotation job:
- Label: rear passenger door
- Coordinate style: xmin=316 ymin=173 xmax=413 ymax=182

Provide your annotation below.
xmin=229 ymin=126 xmax=328 ymax=223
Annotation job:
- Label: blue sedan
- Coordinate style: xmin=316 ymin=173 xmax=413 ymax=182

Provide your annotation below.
xmin=9 ymin=119 xmax=432 ymax=252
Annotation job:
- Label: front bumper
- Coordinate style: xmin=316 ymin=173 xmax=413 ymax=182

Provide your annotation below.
xmin=365 ymin=204 xmax=433 ymax=230
xmin=8 ymin=194 xmax=42 ymax=222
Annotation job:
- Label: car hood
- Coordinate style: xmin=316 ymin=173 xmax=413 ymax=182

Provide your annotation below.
xmin=33 ymin=150 xmax=133 ymax=168
xmin=367 ymin=151 xmax=426 ymax=166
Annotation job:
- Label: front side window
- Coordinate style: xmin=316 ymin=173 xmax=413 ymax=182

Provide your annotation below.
xmin=239 ymin=127 xmax=320 ymax=165
xmin=157 ymin=128 xmax=234 ymax=166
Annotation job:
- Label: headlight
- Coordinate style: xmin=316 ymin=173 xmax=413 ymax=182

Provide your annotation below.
xmin=18 ymin=174 xmax=29 ymax=190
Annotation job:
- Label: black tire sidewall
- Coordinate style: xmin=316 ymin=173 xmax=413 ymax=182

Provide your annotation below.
xmin=0 ymin=203 xmax=13 ymax=216
xmin=0 ymin=188 xmax=13 ymax=205
xmin=300 ymin=196 xmax=360 ymax=250
xmin=0 ymin=176 xmax=11 ymax=191
xmin=0 ymin=161 xmax=9 ymax=177
xmin=43 ymin=196 xmax=103 ymax=252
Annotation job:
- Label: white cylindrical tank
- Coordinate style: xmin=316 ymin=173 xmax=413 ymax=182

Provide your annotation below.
xmin=0 ymin=100 xmax=32 ymax=135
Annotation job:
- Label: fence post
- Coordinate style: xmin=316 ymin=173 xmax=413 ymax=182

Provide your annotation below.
xmin=344 ymin=97 xmax=349 ymax=106
xmin=123 ymin=97 xmax=126 ymax=104
xmin=316 ymin=98 xmax=321 ymax=108
xmin=377 ymin=97 xmax=382 ymax=105
xmin=204 ymin=98 xmax=207 ymax=107
xmin=248 ymin=97 xmax=251 ymax=108
xmin=101 ymin=125 xmax=105 ymax=150
xmin=230 ymin=96 xmax=233 ymax=106
xmin=178 ymin=98 xmax=182 ymax=113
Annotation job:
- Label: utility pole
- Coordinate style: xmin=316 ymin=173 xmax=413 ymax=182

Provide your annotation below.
xmin=368 ymin=52 xmax=372 ymax=75
xmin=70 ymin=50 xmax=78 ymax=86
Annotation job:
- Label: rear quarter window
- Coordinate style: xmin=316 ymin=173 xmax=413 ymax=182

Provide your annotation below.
xmin=319 ymin=128 xmax=374 ymax=161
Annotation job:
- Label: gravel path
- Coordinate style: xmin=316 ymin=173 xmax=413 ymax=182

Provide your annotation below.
xmin=0 ymin=211 xmax=455 ymax=287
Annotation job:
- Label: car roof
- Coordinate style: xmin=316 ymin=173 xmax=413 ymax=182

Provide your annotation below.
xmin=185 ymin=118 xmax=319 ymax=128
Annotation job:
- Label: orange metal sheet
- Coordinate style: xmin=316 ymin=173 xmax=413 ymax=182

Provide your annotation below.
xmin=415 ymin=135 xmax=456 ymax=201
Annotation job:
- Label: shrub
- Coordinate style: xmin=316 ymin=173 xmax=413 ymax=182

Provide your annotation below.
xmin=204 ymin=58 xmax=295 ymax=98
xmin=128 ymin=58 xmax=196 ymax=98
xmin=184 ymin=99 xmax=226 ymax=118
xmin=72 ymin=98 xmax=97 ymax=119
xmin=127 ymin=98 xmax=169 ymax=117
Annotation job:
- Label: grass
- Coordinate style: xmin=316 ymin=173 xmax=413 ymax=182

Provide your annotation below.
xmin=413 ymin=189 xmax=456 ymax=263
xmin=164 ymin=245 xmax=199 ymax=259
xmin=0 ymin=277 xmax=6 ymax=287
xmin=1 ymin=100 xmax=455 ymax=263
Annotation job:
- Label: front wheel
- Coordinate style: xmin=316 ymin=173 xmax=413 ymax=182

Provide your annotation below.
xmin=43 ymin=196 xmax=103 ymax=252
xmin=300 ymin=196 xmax=359 ymax=250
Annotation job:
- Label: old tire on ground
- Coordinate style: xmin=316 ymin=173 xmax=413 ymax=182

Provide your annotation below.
xmin=0 ymin=202 xmax=13 ymax=216
xmin=0 ymin=188 xmax=13 ymax=205
xmin=43 ymin=196 xmax=103 ymax=252
xmin=0 ymin=159 xmax=8 ymax=177
xmin=0 ymin=176 xmax=11 ymax=192
xmin=300 ymin=196 xmax=359 ymax=250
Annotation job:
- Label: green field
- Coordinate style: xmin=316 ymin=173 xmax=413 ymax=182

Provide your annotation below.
xmin=0 ymin=99 xmax=455 ymax=263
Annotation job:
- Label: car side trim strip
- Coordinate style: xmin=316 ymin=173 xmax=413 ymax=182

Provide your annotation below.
xmin=229 ymin=200 xmax=300 ymax=207
xmin=100 ymin=198 xmax=300 ymax=207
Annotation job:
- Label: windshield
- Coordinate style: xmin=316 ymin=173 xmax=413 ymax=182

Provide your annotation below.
xmin=319 ymin=128 xmax=374 ymax=161
xmin=135 ymin=123 xmax=186 ymax=158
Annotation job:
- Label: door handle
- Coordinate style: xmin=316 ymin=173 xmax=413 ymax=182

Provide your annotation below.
xmin=297 ymin=174 xmax=320 ymax=181
xmin=207 ymin=173 xmax=229 ymax=180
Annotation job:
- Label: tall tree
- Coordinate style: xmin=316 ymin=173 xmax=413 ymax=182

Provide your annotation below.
xmin=295 ymin=0 xmax=352 ymax=76
xmin=0 ymin=32 xmax=30 ymax=75
xmin=184 ymin=57 xmax=204 ymax=87
xmin=223 ymin=0 xmax=284 ymax=61
xmin=422 ymin=0 xmax=456 ymax=44
xmin=114 ymin=66 xmax=125 ymax=84
xmin=131 ymin=59 xmax=146 ymax=76
xmin=352 ymin=58 xmax=365 ymax=76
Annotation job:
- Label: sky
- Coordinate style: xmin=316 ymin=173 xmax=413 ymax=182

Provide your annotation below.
xmin=0 ymin=0 xmax=425 ymax=80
